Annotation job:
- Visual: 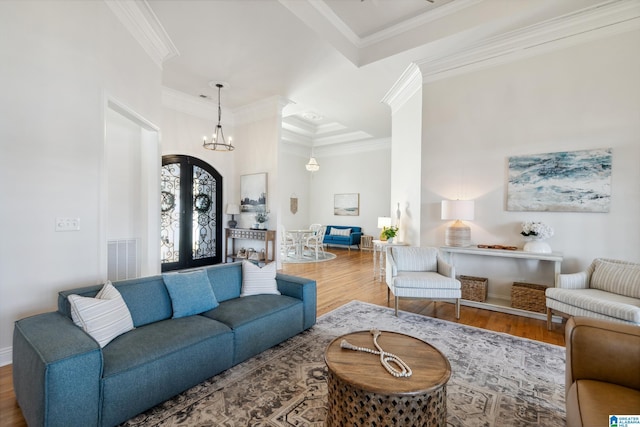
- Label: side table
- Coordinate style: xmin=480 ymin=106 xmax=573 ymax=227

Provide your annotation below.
xmin=324 ymin=330 xmax=451 ymax=426
xmin=373 ymin=240 xmax=408 ymax=281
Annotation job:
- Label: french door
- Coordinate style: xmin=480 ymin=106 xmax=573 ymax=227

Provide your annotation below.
xmin=161 ymin=155 xmax=223 ymax=271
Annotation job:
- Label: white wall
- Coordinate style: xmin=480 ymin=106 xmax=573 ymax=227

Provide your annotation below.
xmin=420 ymin=30 xmax=640 ymax=273
xmin=279 ymin=147 xmax=313 ymax=231
xmin=310 ymin=147 xmax=391 ymax=239
xmin=0 ymin=1 xmax=162 ymax=364
xmin=391 ymin=89 xmax=423 ymax=245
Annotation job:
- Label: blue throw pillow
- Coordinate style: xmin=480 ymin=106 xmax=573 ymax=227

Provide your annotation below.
xmin=162 ymin=270 xmax=219 ymax=318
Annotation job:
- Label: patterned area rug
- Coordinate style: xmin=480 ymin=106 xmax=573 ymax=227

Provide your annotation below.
xmin=281 ymin=252 xmax=336 ymax=264
xmin=121 ymin=301 xmax=565 ymax=426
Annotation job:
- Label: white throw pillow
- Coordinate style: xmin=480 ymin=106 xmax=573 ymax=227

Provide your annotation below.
xmin=68 ymin=281 xmax=134 ymax=348
xmin=240 ymin=260 xmax=280 ymax=297
xmin=329 ymin=227 xmax=351 ymax=236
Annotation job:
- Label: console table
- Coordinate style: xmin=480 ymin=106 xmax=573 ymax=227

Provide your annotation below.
xmin=373 ymin=240 xmax=408 ymax=281
xmin=440 ymin=246 xmax=563 ymax=321
xmin=225 ymin=228 xmax=275 ymax=263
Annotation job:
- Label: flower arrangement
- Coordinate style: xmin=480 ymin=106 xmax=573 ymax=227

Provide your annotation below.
xmin=255 ymin=211 xmax=269 ymax=224
xmin=520 ymin=221 xmax=554 ymax=240
xmin=381 ymin=225 xmax=399 ymax=240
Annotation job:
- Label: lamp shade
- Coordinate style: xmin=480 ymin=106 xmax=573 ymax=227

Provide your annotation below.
xmin=377 ymin=216 xmax=392 ymax=229
xmin=225 ymin=203 xmax=240 ymax=215
xmin=441 ymin=200 xmax=474 ymax=221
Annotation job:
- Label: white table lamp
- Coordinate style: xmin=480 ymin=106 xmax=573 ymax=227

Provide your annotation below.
xmin=226 ymin=203 xmax=240 ymax=228
xmin=377 ymin=217 xmax=392 ymax=229
xmin=441 ymin=200 xmax=474 ymax=247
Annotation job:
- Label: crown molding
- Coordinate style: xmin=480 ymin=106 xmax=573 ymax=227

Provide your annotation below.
xmin=104 ymin=0 xmax=179 ymax=68
xmin=358 ymin=0 xmax=483 ymax=48
xmin=315 ymin=138 xmax=390 ymax=157
xmin=314 ymin=130 xmax=373 ymax=146
xmin=308 ymin=0 xmax=481 ymax=49
xmin=282 ymin=137 xmax=390 ymax=157
xmin=417 ymin=0 xmax=640 ymax=83
xmin=233 ymin=96 xmax=294 ymax=126
xmin=281 ymin=128 xmax=313 ymax=146
xmin=282 ymin=116 xmax=318 ymax=137
xmin=307 ymin=0 xmax=359 ymax=47
xmin=381 ymin=63 xmax=422 ymax=115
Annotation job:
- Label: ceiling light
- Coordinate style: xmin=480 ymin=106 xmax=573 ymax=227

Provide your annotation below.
xmin=301 ymin=111 xmax=324 ymax=122
xmin=203 ymin=83 xmax=234 ymax=152
xmin=305 ymin=156 xmax=320 ymax=172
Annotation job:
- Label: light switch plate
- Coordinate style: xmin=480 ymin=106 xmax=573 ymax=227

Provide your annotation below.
xmin=55 ymin=217 xmax=80 ymax=232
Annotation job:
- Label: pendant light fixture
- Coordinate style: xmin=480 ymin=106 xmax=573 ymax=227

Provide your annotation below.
xmin=203 ymin=83 xmax=234 ymax=151
xmin=305 ymin=156 xmax=320 ymax=172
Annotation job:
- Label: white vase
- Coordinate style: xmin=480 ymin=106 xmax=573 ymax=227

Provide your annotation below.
xmin=523 ymin=239 xmax=551 ymax=253
xmin=387 ymin=237 xmax=394 ymax=244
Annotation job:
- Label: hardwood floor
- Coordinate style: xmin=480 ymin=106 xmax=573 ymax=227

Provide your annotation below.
xmin=0 ymin=248 xmax=565 ymax=427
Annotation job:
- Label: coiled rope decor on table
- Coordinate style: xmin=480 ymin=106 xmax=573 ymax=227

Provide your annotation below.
xmin=340 ymin=329 xmax=412 ymax=378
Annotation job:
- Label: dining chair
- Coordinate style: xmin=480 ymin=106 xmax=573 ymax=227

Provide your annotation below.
xmin=304 ymin=226 xmax=326 ymax=260
xmin=281 ymin=229 xmax=296 ymax=258
xmin=309 ymin=223 xmax=322 ymax=233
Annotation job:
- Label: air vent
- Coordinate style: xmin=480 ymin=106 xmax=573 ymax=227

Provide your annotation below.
xmin=107 ymin=239 xmax=140 ymax=281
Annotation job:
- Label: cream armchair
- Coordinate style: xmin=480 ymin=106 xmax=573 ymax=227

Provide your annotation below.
xmin=386 ymin=246 xmax=461 ymax=318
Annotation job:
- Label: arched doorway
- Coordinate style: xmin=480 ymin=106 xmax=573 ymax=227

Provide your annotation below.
xmin=161 ymin=155 xmax=223 ymax=271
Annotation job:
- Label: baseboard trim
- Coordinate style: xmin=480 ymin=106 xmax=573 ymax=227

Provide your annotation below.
xmin=0 ymin=346 xmax=12 ymax=367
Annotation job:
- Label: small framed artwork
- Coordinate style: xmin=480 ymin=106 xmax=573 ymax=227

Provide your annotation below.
xmin=334 ymin=193 xmax=359 ymax=216
xmin=240 ymin=173 xmax=267 ymax=212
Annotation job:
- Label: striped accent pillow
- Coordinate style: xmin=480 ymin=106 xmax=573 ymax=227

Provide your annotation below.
xmin=241 ymin=260 xmax=280 ymax=296
xmin=591 ymin=259 xmax=640 ymax=298
xmin=329 ymin=227 xmax=351 ymax=236
xmin=68 ymin=281 xmax=134 ymax=348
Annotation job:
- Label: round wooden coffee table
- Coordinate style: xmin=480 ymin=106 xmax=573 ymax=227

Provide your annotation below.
xmin=324 ymin=330 xmax=451 ymax=426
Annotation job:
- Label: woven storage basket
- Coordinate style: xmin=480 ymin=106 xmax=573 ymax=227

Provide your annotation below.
xmin=511 ymin=282 xmax=547 ymax=313
xmin=459 ymin=275 xmax=488 ymax=302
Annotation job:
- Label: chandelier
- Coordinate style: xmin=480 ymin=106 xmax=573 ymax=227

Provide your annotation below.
xmin=305 ymin=156 xmax=319 ymax=172
xmin=203 ymin=83 xmax=234 ymax=151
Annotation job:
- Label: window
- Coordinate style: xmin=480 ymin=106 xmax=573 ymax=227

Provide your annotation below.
xmin=161 ymin=155 xmax=222 ymax=271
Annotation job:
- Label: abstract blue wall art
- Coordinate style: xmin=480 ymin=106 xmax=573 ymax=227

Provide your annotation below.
xmin=507 ymin=148 xmax=612 ymax=212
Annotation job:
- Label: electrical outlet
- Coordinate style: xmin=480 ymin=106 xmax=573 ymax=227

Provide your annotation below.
xmin=55 ymin=217 xmax=80 ymax=232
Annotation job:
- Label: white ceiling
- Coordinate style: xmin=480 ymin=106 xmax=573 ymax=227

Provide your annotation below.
xmin=145 ymin=0 xmax=610 ymax=149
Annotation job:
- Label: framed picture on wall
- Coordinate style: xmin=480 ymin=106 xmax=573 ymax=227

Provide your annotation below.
xmin=334 ymin=193 xmax=359 ymax=216
xmin=240 ymin=173 xmax=267 ymax=212
xmin=507 ymin=148 xmax=612 ymax=212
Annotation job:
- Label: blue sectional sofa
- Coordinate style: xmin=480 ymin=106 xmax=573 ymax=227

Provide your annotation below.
xmin=323 ymin=225 xmax=363 ymax=251
xmin=12 ymin=262 xmax=316 ymax=427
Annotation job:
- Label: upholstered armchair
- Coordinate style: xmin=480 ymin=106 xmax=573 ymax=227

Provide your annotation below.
xmin=565 ymin=317 xmax=640 ymax=427
xmin=386 ymin=246 xmax=461 ymax=318
xmin=546 ymin=258 xmax=640 ymax=329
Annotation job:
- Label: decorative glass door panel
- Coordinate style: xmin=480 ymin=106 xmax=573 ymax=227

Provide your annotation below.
xmin=161 ymin=163 xmax=181 ymax=264
xmin=192 ymin=165 xmax=217 ymax=260
xmin=161 ymin=156 xmax=222 ymax=271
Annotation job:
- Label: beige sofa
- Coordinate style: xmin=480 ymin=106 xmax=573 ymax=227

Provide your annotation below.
xmin=565 ymin=317 xmax=640 ymax=427
xmin=546 ymin=258 xmax=640 ymax=329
